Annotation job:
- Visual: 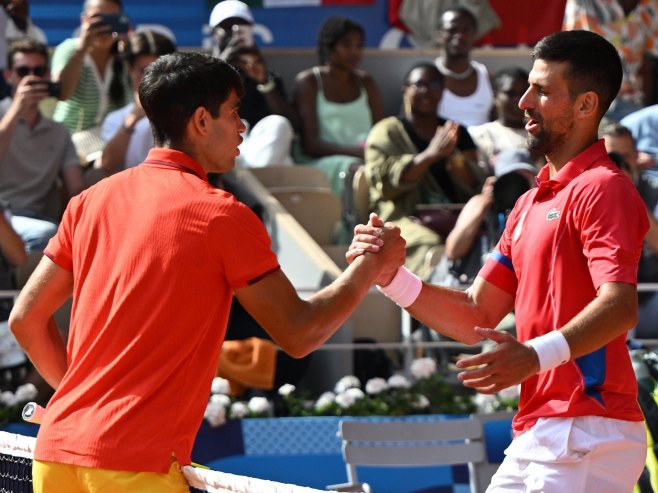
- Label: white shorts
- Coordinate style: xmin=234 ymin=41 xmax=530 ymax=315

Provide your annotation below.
xmin=486 ymin=416 xmax=647 ymax=493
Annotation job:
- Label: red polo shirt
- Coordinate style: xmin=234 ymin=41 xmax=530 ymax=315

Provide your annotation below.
xmin=479 ymin=140 xmax=648 ymax=433
xmin=37 ymin=148 xmax=279 ymax=472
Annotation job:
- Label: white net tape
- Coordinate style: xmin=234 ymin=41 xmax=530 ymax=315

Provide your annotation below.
xmin=0 ymin=431 xmax=325 ymax=493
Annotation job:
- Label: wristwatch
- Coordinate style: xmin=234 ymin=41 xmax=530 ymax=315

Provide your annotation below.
xmin=256 ymin=76 xmax=276 ymax=94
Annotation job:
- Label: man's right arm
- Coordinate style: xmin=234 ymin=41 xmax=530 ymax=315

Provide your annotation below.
xmin=234 ymin=226 xmax=405 ymax=358
xmin=9 ymin=256 xmax=71 ymax=389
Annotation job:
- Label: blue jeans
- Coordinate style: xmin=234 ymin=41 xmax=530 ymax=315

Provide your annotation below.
xmin=10 ymin=214 xmax=57 ymax=254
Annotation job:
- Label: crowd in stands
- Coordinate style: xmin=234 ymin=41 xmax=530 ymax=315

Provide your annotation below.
xmin=3 ymin=0 xmax=658 ymax=396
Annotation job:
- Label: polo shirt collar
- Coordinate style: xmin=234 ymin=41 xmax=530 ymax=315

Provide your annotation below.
xmin=144 ymin=148 xmax=208 ymax=182
xmin=535 ymin=139 xmax=608 ymax=196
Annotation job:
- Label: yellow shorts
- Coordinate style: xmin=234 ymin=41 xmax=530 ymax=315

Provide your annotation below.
xmin=32 ymin=458 xmax=190 ymax=493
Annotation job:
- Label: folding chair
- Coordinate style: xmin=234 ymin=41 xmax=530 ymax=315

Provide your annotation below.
xmin=328 ymin=417 xmax=485 ymax=493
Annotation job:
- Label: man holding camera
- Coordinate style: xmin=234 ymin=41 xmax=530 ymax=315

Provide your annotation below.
xmin=0 ymin=39 xmax=83 ymax=253
xmin=208 ymin=0 xmax=297 ymax=168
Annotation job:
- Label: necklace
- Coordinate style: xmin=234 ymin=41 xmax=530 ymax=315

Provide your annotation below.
xmin=436 ymin=58 xmax=474 ymax=80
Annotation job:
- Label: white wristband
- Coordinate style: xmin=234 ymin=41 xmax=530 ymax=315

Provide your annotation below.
xmin=526 ymin=331 xmax=571 ymax=373
xmin=377 ymin=266 xmax=422 ymax=308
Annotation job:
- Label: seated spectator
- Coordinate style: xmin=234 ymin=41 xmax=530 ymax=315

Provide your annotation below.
xmin=51 ymin=0 xmax=131 ymax=165
xmin=435 ymin=8 xmax=493 ymax=128
xmin=601 ymin=123 xmax=658 ymax=338
xmin=564 ymin=0 xmax=658 ymax=121
xmin=468 ymin=66 xmax=529 ymax=173
xmin=0 ymin=0 xmax=46 ymax=99
xmin=430 ymin=147 xmax=538 ymax=287
xmin=365 ymin=62 xmax=480 ymax=279
xmin=0 ymin=203 xmax=27 ymax=392
xmin=620 ymin=104 xmax=658 ymax=170
xmin=0 ymin=39 xmax=83 ymax=253
xmin=209 ymin=1 xmax=298 ymax=168
xmin=99 ymin=29 xmax=176 ymax=174
xmin=293 ymin=16 xmax=384 ymax=195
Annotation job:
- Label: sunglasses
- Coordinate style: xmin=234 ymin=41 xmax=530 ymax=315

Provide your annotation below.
xmin=14 ymin=65 xmax=48 ymax=77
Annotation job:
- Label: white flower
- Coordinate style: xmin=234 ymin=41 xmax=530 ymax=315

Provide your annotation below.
xmin=14 ymin=383 xmax=38 ymax=402
xmin=387 ymin=374 xmax=411 ymax=389
xmin=334 ymin=375 xmax=361 ymax=394
xmin=211 ymin=377 xmax=231 ymax=395
xmin=248 ymin=396 xmax=271 ymax=415
xmin=315 ymin=391 xmax=336 ymax=410
xmin=278 ymin=383 xmax=296 ymax=397
xmin=204 ymin=401 xmax=226 ymax=427
xmin=0 ymin=391 xmax=18 ymax=407
xmin=335 ymin=392 xmax=356 ymax=409
xmin=209 ymin=393 xmax=231 ymax=407
xmin=474 ymin=392 xmax=497 ymax=414
xmin=410 ymin=358 xmax=437 ymax=379
xmin=413 ymin=394 xmax=430 ymax=409
xmin=497 ymin=385 xmax=520 ymax=401
xmin=345 ymin=388 xmax=365 ymax=401
xmin=365 ymin=377 xmax=388 ymax=395
xmin=230 ymin=401 xmax=249 ymax=419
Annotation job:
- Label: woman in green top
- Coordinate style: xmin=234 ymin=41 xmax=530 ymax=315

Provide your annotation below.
xmin=293 ymin=16 xmax=384 ymax=196
xmin=51 ymin=0 xmax=131 ymax=158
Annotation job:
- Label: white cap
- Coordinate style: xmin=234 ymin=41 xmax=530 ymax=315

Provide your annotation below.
xmin=209 ymin=0 xmax=254 ymax=27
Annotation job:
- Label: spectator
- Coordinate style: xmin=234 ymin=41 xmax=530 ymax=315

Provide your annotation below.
xmin=0 ymin=39 xmax=83 ymax=253
xmin=602 ymin=122 xmax=658 ymax=338
xmin=0 ymin=0 xmax=46 ymax=99
xmin=563 ymin=0 xmax=658 ymax=121
xmin=620 ymin=103 xmax=658 ymax=169
xmin=468 ymin=66 xmax=530 ymax=173
xmin=365 ymin=62 xmax=480 ymax=279
xmin=209 ymin=1 xmax=298 ymax=168
xmin=293 ymin=16 xmax=384 ymax=195
xmin=99 ymin=29 xmax=176 ymax=174
xmin=0 ymin=202 xmax=26 ymax=392
xmin=435 ymin=7 xmax=494 ymax=127
xmin=51 ymin=0 xmax=131 ymax=165
xmin=431 ymin=147 xmax=538 ymax=287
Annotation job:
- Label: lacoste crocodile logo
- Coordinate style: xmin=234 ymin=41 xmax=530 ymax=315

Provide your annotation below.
xmin=546 ymin=208 xmax=561 ymax=221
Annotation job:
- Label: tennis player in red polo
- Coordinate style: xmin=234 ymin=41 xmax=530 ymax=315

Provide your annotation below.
xmin=349 ymin=30 xmax=648 ymax=491
xmin=9 ymin=52 xmax=405 ymax=493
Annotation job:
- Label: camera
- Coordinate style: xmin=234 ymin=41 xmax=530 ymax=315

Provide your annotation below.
xmin=27 ymin=80 xmax=61 ymax=98
xmin=492 ymin=172 xmax=531 ymax=213
xmin=98 ymin=13 xmax=130 ymax=34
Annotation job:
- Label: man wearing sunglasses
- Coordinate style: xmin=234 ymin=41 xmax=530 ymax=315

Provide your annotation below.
xmin=0 ymin=39 xmax=83 ymax=254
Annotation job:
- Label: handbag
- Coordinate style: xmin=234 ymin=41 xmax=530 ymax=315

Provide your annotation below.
xmin=71 ymin=126 xmax=105 ymax=166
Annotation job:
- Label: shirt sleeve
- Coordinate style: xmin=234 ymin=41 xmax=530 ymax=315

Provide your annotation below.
xmin=101 ymin=108 xmax=123 ymax=143
xmin=208 ymin=200 xmax=279 ymax=289
xmin=44 ymin=194 xmax=80 ymax=272
xmin=576 ymin=174 xmax=649 ymax=288
xmin=478 ymin=204 xmax=521 ymax=295
xmin=51 ymin=38 xmax=78 ymax=77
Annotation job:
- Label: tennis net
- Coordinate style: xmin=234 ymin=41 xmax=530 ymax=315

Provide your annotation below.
xmin=0 ymin=431 xmax=325 ymax=493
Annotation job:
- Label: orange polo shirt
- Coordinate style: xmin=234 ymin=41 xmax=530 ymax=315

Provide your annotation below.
xmin=37 ymin=148 xmax=279 ymax=473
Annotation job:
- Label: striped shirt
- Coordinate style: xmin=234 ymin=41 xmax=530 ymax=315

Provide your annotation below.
xmin=51 ymin=38 xmax=131 ymax=133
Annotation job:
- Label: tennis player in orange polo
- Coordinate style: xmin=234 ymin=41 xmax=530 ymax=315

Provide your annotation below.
xmin=8 ymin=52 xmax=405 ymax=492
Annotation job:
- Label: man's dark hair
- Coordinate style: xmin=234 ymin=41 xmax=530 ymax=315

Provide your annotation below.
xmin=600 ymin=121 xmax=635 ymax=142
xmin=139 ymin=52 xmax=244 ymax=147
xmin=317 ymin=16 xmax=364 ymax=65
xmin=122 ymin=30 xmax=176 ymax=67
xmin=7 ymin=38 xmax=49 ymax=70
xmin=492 ymin=66 xmax=528 ymax=93
xmin=404 ymin=62 xmax=445 ymax=87
xmin=532 ymin=30 xmax=622 ymax=117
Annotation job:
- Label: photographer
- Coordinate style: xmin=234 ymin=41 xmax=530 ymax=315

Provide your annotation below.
xmin=0 ymin=39 xmax=82 ymax=252
xmin=209 ymin=0 xmax=298 ymax=168
xmin=431 ymin=147 xmax=538 ymax=287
